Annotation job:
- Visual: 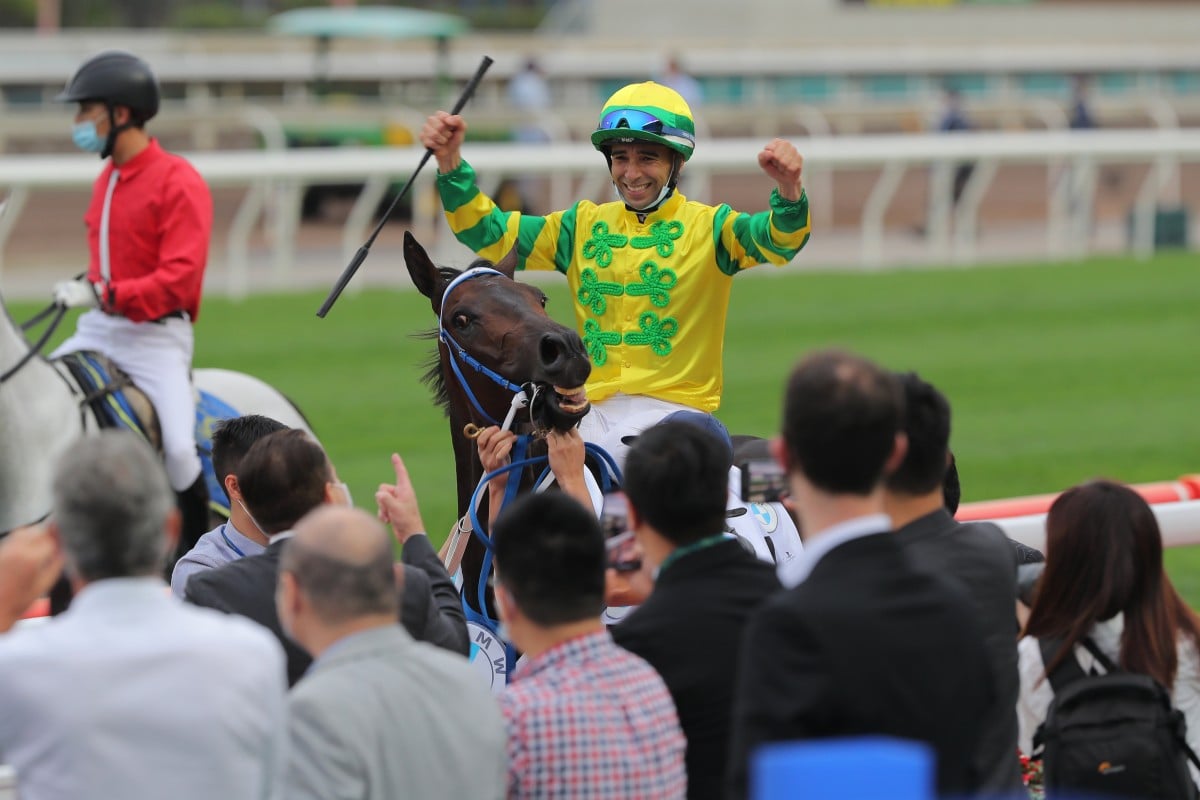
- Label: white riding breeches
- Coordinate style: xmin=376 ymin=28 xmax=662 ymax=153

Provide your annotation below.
xmin=52 ymin=310 xmax=201 ymax=491
xmin=578 ymin=392 xmax=804 ymax=579
xmin=577 ymin=393 xmax=703 ymax=471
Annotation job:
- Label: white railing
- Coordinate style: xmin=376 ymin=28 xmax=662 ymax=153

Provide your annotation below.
xmin=986 ymin=500 xmax=1200 ymax=554
xmin=0 ymin=128 xmax=1197 ymax=296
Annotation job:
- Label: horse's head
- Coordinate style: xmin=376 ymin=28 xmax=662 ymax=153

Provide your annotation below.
xmin=404 ymin=232 xmax=591 ymax=432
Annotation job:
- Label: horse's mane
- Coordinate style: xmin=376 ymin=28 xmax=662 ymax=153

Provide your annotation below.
xmin=417 ymin=258 xmax=497 ymax=416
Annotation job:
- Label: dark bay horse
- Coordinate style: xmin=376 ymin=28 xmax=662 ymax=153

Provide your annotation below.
xmin=404 ymin=232 xmax=601 ymax=682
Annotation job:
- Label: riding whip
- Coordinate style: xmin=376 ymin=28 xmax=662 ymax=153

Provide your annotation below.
xmin=316 ymin=54 xmax=494 ymax=318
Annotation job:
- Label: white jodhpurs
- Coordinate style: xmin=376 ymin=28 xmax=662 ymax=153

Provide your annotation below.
xmin=577 ymin=393 xmax=713 ymax=471
xmin=52 ymin=310 xmax=201 ymax=491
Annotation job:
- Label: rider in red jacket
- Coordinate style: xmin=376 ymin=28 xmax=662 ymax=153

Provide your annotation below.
xmin=51 ymin=51 xmax=213 ymax=560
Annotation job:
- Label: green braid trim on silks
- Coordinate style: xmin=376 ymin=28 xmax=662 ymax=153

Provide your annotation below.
xmin=624 ymin=261 xmax=677 ymax=308
xmin=582 ymin=221 xmax=628 ymax=268
xmin=583 ymin=319 xmax=621 ymax=366
xmin=578 ymin=268 xmax=624 ymax=315
xmin=631 ymin=220 xmax=684 ymax=258
xmin=623 ymin=312 xmax=678 ymax=357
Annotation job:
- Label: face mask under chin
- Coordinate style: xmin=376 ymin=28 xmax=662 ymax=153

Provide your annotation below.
xmin=71 ymin=120 xmax=106 ymax=154
xmin=615 ymin=182 xmax=674 ymax=212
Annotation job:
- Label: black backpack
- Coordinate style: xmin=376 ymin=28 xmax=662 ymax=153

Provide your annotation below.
xmin=1033 ymin=636 xmax=1200 ymax=799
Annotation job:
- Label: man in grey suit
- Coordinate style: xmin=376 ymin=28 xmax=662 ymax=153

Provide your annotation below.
xmin=0 ymin=431 xmax=287 ymax=800
xmin=884 ymin=372 xmax=1025 ymax=798
xmin=278 ymin=504 xmax=506 ymax=800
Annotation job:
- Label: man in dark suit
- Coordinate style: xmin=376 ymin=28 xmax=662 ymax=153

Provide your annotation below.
xmin=611 ymin=420 xmax=780 ymax=800
xmin=728 ymin=349 xmax=994 ymax=799
xmin=885 ymin=372 xmax=1025 ymax=798
xmin=185 ymin=430 xmax=467 ymax=685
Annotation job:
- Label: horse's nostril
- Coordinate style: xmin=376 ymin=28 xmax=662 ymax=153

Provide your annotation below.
xmin=539 ymin=334 xmax=564 ymax=367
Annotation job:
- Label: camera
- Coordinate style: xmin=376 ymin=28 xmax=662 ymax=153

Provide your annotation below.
xmin=739 ymin=458 xmax=788 ymax=504
xmin=600 ymin=492 xmax=642 ymax=573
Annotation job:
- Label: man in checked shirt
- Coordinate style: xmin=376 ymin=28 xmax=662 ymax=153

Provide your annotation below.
xmin=51 ymin=50 xmax=212 ymax=563
xmin=491 ymin=492 xmax=687 ymax=799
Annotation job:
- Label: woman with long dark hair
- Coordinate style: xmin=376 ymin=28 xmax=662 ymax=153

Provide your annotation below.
xmin=1017 ymin=479 xmax=1200 ymax=773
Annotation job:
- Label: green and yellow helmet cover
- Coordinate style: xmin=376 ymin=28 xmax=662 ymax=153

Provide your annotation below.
xmin=591 ymin=81 xmax=696 ymax=161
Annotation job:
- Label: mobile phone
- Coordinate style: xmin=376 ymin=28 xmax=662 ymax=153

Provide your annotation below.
xmin=600 ymin=492 xmax=642 ymax=573
xmin=739 ymin=458 xmax=788 ymax=504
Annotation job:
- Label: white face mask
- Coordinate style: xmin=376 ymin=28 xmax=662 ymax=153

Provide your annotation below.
xmin=613 ymin=180 xmax=674 ymax=212
xmin=332 ymin=480 xmax=353 ymax=508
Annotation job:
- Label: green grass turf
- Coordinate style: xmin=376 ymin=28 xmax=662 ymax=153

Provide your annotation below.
xmin=8 ymin=251 xmax=1199 ymax=602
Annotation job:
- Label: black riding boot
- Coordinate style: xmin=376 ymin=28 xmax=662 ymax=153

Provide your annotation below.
xmin=169 ymin=474 xmax=211 ymax=575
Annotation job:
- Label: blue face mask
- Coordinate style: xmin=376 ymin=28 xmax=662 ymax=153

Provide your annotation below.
xmin=71 ymin=120 xmax=105 ymax=154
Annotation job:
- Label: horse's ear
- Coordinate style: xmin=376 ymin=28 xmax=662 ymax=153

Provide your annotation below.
xmin=403 ymin=231 xmax=447 ymax=313
xmin=493 ymin=242 xmax=518 ymax=279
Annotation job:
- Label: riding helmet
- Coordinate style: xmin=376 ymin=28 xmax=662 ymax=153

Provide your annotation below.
xmin=591 ymin=82 xmax=696 ymax=162
xmin=57 ymin=51 xmax=160 ymax=123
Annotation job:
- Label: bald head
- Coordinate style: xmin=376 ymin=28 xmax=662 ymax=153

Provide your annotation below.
xmin=281 ymin=506 xmax=398 ymax=624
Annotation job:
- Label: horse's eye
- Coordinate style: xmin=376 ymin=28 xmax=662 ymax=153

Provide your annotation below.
xmin=453 ymin=313 xmax=470 ymax=330
xmin=539 ymin=294 xmax=548 ymax=308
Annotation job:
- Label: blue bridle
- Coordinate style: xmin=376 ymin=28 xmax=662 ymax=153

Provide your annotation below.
xmin=438 ymin=265 xmax=624 ymax=633
xmin=437 ymin=267 xmax=526 ymax=427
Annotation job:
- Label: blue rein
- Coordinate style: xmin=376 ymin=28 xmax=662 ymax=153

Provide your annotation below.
xmin=466 ymin=441 xmax=622 ymax=619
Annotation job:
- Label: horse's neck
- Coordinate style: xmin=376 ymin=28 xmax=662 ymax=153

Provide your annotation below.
xmin=0 ymin=300 xmax=87 ymax=531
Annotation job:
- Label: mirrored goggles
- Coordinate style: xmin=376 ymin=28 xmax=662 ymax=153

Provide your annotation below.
xmin=597 ymin=108 xmax=694 ymax=144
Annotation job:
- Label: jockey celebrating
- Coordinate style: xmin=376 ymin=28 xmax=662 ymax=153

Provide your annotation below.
xmin=50 ymin=51 xmax=213 ymax=550
xmin=421 ymin=81 xmax=811 ymax=464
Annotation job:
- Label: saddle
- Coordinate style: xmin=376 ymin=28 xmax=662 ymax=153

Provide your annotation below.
xmin=54 ymin=351 xmax=233 ymax=519
xmin=57 ymin=351 xmax=161 ymax=450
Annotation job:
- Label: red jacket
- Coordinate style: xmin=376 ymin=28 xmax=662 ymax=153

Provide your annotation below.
xmin=84 ymin=139 xmax=212 ymax=323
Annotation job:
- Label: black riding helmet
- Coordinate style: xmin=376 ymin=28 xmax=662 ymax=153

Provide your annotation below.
xmin=57 ymin=51 xmax=159 ymax=158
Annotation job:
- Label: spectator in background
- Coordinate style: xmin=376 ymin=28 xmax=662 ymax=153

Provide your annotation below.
xmin=171 ymin=414 xmax=287 ymax=597
xmin=187 ymin=430 xmax=467 ymax=685
xmin=936 ymin=86 xmax=975 ymax=213
xmin=1069 ymin=74 xmax=1097 ymax=131
xmin=0 ymin=431 xmax=286 ymax=800
xmin=280 ymin=505 xmax=505 ymax=800
xmin=505 ymin=56 xmax=552 ymax=213
xmin=508 ymin=57 xmax=552 ymax=136
xmin=612 ymin=420 xmax=779 ymax=800
xmin=728 ymin=349 xmax=993 ymax=799
xmin=658 ymin=54 xmax=703 ymax=110
xmin=883 ymin=372 xmax=1025 ymax=798
xmin=492 ymin=492 xmax=687 ymax=799
xmin=1017 ymin=480 xmax=1200 ymax=776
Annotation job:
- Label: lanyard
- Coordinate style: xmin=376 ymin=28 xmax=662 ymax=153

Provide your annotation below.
xmin=99 ymin=169 xmax=119 ymax=284
xmin=219 ymin=524 xmax=246 ymax=558
xmin=656 ymin=535 xmax=728 ymax=578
